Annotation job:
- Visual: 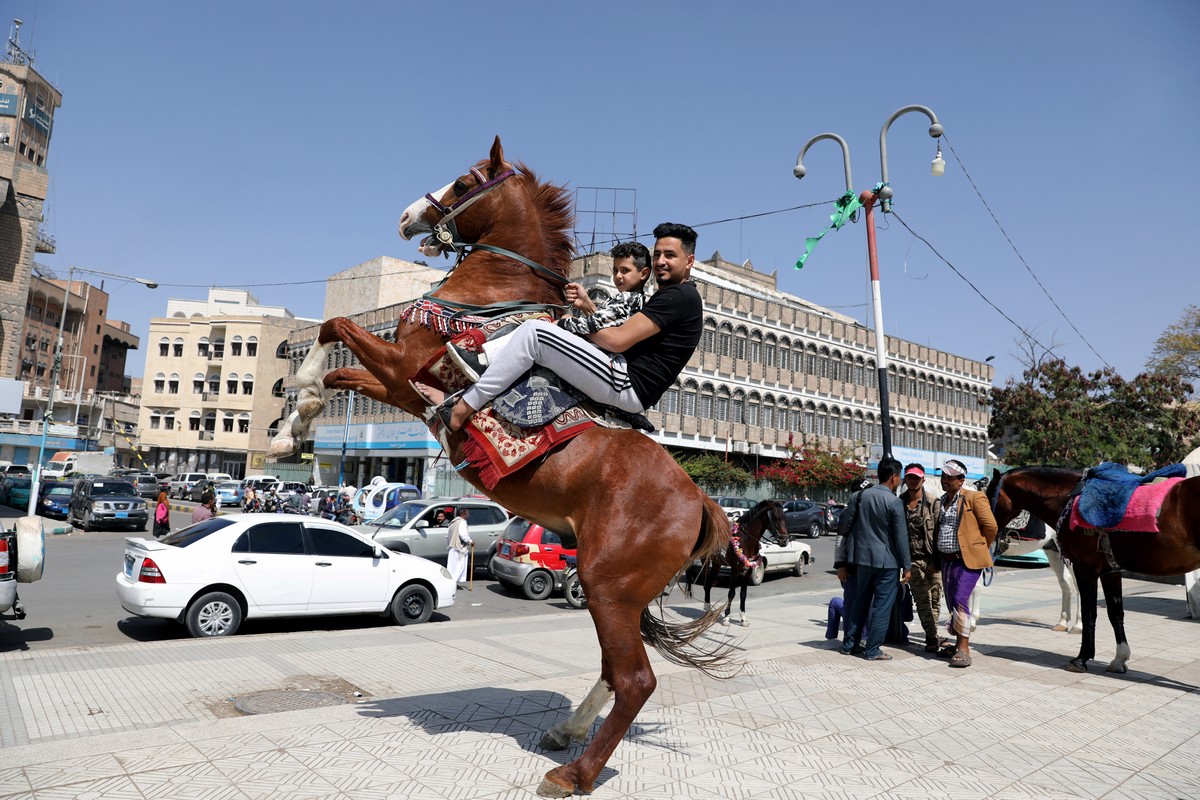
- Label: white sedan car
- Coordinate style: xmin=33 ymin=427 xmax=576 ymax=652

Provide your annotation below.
xmin=749 ymin=537 xmax=814 ymax=585
xmin=115 ymin=513 xmax=456 ymax=637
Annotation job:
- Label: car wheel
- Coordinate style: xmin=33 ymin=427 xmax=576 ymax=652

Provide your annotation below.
xmin=794 ymin=553 xmax=808 ymax=577
xmin=749 ymin=560 xmax=765 ymax=586
xmin=185 ymin=592 xmax=242 ymax=637
xmin=807 ymin=522 xmax=821 ymax=539
xmin=563 ymin=573 xmax=587 ymax=609
xmin=82 ymin=510 xmax=94 ymax=533
xmin=522 ymin=570 xmax=554 ymax=601
xmin=390 ymin=584 xmax=434 ymax=626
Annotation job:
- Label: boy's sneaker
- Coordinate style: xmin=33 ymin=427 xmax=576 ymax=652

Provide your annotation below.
xmin=447 ymin=342 xmax=488 ymax=382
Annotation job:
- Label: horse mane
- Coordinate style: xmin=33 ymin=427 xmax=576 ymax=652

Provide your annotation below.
xmin=515 ymin=162 xmax=575 ymax=276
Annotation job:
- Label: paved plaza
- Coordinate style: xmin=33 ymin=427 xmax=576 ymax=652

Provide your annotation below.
xmin=2 ymin=566 xmax=1198 ymax=799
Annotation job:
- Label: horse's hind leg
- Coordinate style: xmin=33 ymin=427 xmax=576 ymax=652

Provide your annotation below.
xmin=1099 ymin=570 xmax=1130 ymax=673
xmin=538 ymin=604 xmax=656 ymax=798
xmin=1047 ymin=548 xmax=1082 ymax=633
xmin=1068 ymin=566 xmax=1099 ymax=673
xmin=539 ymin=677 xmax=614 ymax=751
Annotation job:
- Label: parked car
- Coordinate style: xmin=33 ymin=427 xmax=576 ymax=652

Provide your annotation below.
xmin=710 ymin=496 xmax=755 ymax=522
xmin=308 ymin=487 xmax=339 ymax=514
xmin=68 ymin=478 xmax=149 ymax=532
xmin=132 ymin=473 xmax=162 ymax=500
xmin=750 ymin=538 xmax=814 ymax=584
xmin=0 ymin=476 xmax=33 ymax=509
xmin=825 ymin=503 xmax=847 ymax=531
xmin=213 ymin=481 xmax=243 ymax=507
xmin=154 ymin=473 xmax=174 ymax=493
xmin=187 ymin=479 xmax=221 ymax=502
xmin=1 ymin=465 xmax=31 ymax=478
xmin=115 ymin=513 xmax=456 ymax=637
xmin=169 ymin=473 xmax=209 ymax=499
xmin=269 ymin=481 xmax=312 ymax=505
xmin=351 ymin=497 xmax=511 ymax=570
xmin=38 ymin=480 xmax=76 ymax=519
xmin=780 ymin=499 xmax=829 ymax=539
xmin=491 ymin=517 xmax=576 ymax=600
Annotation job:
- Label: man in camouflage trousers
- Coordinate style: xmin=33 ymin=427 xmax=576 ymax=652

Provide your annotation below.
xmin=899 ymin=463 xmax=943 ymax=651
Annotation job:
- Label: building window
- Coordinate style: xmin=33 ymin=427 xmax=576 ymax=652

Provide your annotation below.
xmin=149 ymin=413 xmax=161 ymax=430
xmin=731 ymin=396 xmax=744 ymax=425
xmin=198 ymin=337 xmax=210 ymax=357
xmin=168 ymin=375 xmax=179 ymax=394
xmin=681 ymin=390 xmax=697 ymax=417
xmin=246 ymin=336 xmax=258 ymax=357
xmin=154 ymin=373 xmax=165 ymax=393
xmin=188 ymin=414 xmax=201 ymax=431
xmin=164 ymin=413 xmax=175 ymax=431
xmin=658 ymin=388 xmax=679 ymax=415
xmin=719 ymin=329 xmax=732 ymax=357
xmin=714 ymin=395 xmax=728 ymax=422
xmin=159 ymin=338 xmax=169 ymax=357
xmin=223 ymin=414 xmax=234 ymax=433
xmin=242 ymin=375 xmax=254 ymax=394
xmin=238 ymin=414 xmax=250 ymax=434
xmin=226 ymin=373 xmax=239 ymax=395
xmin=699 ymin=392 xmax=713 ymax=419
xmin=761 ymin=403 xmax=774 ymax=430
xmin=231 ymin=336 xmax=243 ymax=357
xmin=193 ymin=374 xmax=204 ymax=394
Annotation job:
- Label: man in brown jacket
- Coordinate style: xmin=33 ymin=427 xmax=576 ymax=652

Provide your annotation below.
xmin=932 ymin=459 xmax=998 ymax=668
xmin=900 ymin=463 xmax=942 ymax=652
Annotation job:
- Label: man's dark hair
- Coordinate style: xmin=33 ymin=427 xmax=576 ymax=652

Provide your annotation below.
xmin=652 ymin=222 xmax=698 ymax=255
xmin=610 ymin=241 xmax=651 ymax=272
xmin=200 ymin=491 xmax=214 ymax=506
xmin=877 ymin=458 xmax=903 ymax=483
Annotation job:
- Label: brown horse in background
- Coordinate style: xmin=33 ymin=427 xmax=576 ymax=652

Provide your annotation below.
xmin=987 ymin=466 xmax=1200 ymax=673
xmin=271 ymin=137 xmax=731 ymax=797
xmin=695 ymin=499 xmax=787 ymax=626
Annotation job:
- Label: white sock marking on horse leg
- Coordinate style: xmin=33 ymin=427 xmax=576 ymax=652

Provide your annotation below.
xmin=295 ymin=340 xmax=335 ymax=420
xmin=552 ymin=678 xmax=614 ymax=744
xmin=1109 ymin=642 xmax=1131 ymax=672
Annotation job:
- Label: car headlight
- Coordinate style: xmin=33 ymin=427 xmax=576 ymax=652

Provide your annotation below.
xmin=440 ymin=567 xmax=452 ymax=579
xmin=42 ymin=499 xmax=53 ymax=507
xmin=95 ymin=502 xmax=110 ymax=511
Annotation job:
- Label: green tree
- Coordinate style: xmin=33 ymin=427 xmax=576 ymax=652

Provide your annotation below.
xmin=755 ymin=436 xmax=864 ymax=493
xmin=673 ymin=452 xmax=753 ymax=491
xmin=1146 ymin=305 xmax=1200 ymax=390
xmin=989 ymin=358 xmax=1200 ymax=469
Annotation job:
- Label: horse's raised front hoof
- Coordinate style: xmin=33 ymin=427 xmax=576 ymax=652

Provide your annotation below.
xmin=269 ymin=433 xmax=297 ymax=457
xmin=1106 ymin=662 xmax=1128 ymax=674
xmin=1065 ymin=658 xmax=1089 ymax=673
xmin=296 ymin=396 xmax=326 ymax=423
xmin=538 ymin=727 xmax=571 ymax=751
xmin=537 ymin=769 xmax=576 ymax=798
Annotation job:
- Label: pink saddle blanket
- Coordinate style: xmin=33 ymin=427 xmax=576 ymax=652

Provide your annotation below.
xmin=1069 ymin=478 xmax=1182 ymax=532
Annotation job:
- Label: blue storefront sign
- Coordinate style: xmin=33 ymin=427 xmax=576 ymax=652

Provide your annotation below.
xmin=314 ymin=420 xmax=438 ymax=452
xmin=0 ymin=94 xmax=18 ymax=117
xmin=23 ymin=100 xmax=52 ymax=137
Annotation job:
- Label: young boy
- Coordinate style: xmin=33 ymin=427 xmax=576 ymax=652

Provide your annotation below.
xmin=447 ymin=240 xmax=652 ymax=380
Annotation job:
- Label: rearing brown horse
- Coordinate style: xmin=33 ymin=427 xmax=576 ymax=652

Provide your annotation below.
xmin=987 ymin=466 xmax=1200 ymax=674
xmin=271 ymin=137 xmax=731 ymax=797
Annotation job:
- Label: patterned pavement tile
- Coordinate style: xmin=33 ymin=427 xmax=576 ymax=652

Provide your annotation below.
xmin=22 ymin=754 xmax=124 ymax=790
xmin=28 ymin=774 xmax=146 ymax=800
xmin=0 ymin=767 xmax=30 ymax=796
xmin=128 ymin=761 xmax=251 ymax=800
xmin=114 ymin=740 xmax=208 ymax=774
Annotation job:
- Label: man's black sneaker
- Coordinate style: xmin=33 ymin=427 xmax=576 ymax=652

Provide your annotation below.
xmin=447 ymin=342 xmax=488 ymax=382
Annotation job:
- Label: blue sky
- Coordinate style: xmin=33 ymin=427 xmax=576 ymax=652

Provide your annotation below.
xmin=15 ymin=1 xmax=1200 ymax=386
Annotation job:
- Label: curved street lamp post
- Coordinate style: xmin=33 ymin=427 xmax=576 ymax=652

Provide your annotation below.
xmin=27 ymin=267 xmax=157 ymax=516
xmin=794 ymin=105 xmax=943 ymax=461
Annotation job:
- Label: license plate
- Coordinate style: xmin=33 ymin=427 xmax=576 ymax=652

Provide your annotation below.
xmin=500 ymin=543 xmax=511 ymax=555
xmin=124 ymin=555 xmax=135 ymax=577
xmin=116 ymin=511 xmax=129 ymax=518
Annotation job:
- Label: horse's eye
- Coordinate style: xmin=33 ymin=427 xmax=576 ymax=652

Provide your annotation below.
xmin=453 ymin=180 xmax=468 ymax=195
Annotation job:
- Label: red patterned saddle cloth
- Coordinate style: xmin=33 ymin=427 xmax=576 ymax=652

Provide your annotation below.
xmin=411 ymin=317 xmax=617 ymax=490
xmin=1069 ymin=478 xmax=1182 ymax=532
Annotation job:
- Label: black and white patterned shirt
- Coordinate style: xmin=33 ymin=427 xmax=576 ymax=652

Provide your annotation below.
xmin=558 ymin=291 xmax=646 ymax=336
xmin=936 ymin=492 xmax=961 ymax=554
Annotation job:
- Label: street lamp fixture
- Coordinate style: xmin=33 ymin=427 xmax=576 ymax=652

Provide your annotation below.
xmin=794 ymin=104 xmax=943 ymax=460
xmin=931 ymin=143 xmax=946 ymax=177
xmin=27 ymin=266 xmax=158 ymax=516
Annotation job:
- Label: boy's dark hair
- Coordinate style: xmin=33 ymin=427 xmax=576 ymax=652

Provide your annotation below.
xmin=610 ymin=241 xmax=651 ymax=272
xmin=200 ymin=491 xmax=214 ymax=505
xmin=652 ymin=222 xmax=698 ymax=255
xmin=877 ymin=458 xmax=903 ymax=483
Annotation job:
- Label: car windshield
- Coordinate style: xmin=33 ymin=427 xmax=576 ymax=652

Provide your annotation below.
xmin=91 ymin=482 xmax=137 ymax=497
xmin=160 ymin=517 xmax=236 ymax=547
xmin=370 ymin=501 xmax=432 ymax=528
xmin=46 ymin=486 xmax=72 ymax=497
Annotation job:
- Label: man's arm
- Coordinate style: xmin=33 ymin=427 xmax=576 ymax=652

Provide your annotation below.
xmin=973 ymin=492 xmax=999 ymax=545
xmin=588 ymin=312 xmax=661 ymax=353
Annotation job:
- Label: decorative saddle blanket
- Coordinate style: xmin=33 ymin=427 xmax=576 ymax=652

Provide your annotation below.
xmin=1074 ymin=461 xmax=1188 ymax=529
xmin=410 ymin=322 xmax=648 ymax=491
xmin=1070 ymin=477 xmax=1183 ymax=533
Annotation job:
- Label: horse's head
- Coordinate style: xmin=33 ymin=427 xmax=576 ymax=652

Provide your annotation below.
xmin=735 ymin=500 xmax=787 ymax=559
xmin=985 ymin=467 xmax=1019 ymax=527
xmin=987 ymin=466 xmax=1083 ymax=529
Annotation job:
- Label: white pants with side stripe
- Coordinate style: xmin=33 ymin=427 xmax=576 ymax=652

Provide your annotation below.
xmin=461 ymin=319 xmax=644 ymax=414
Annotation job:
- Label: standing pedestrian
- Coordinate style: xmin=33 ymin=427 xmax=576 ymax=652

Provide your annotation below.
xmin=153 ymin=491 xmax=171 ymax=539
xmin=838 ymin=459 xmax=910 ymax=661
xmin=899 ymin=463 xmax=943 ymax=652
xmin=446 ymin=508 xmax=473 ymax=588
xmin=191 ymin=491 xmax=216 ymax=524
xmin=933 ymin=459 xmax=999 ymax=668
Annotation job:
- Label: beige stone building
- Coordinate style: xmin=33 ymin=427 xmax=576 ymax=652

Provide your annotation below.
xmin=138 ymin=289 xmax=308 ymax=478
xmin=0 ymin=30 xmax=61 ymax=383
xmin=279 ymin=251 xmax=993 ymax=491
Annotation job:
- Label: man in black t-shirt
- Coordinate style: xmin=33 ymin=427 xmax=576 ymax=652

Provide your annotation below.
xmin=416 ymin=222 xmax=703 ymax=431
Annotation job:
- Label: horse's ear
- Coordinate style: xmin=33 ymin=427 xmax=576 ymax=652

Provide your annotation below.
xmin=488 ymin=135 xmax=506 ymax=177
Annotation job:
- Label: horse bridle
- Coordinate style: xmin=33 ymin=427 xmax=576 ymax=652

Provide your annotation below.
xmin=423 ymin=166 xmax=570 ymax=290
xmin=737 ymin=502 xmax=784 ymax=546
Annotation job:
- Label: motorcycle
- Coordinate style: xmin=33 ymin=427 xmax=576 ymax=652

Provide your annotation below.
xmin=561 ymin=554 xmax=586 ymax=609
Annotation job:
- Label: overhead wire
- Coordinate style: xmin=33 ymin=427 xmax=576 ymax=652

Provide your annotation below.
xmin=941 ymin=133 xmax=1111 ymax=368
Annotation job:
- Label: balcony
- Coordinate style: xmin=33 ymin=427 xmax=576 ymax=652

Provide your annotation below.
xmin=200 ymin=391 xmax=220 ymax=404
xmin=198 ymin=430 xmax=215 ymax=441
xmin=207 ymin=350 xmax=225 ymax=362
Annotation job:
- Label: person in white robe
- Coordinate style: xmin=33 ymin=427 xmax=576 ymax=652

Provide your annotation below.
xmin=447 ymin=508 xmax=473 ymax=586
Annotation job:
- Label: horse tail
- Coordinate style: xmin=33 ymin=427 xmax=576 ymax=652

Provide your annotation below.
xmin=639 ymin=495 xmax=738 ymax=679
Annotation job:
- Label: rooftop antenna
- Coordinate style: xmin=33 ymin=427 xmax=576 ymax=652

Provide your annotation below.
xmin=6 ymin=19 xmax=34 ymax=67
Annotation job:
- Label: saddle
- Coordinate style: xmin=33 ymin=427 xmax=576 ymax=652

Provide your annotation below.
xmin=411 ymin=321 xmax=653 ymax=490
xmin=1072 ymin=461 xmax=1187 ymax=532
